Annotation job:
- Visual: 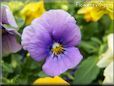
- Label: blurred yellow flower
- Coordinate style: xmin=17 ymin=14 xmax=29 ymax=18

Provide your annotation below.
xmin=20 ymin=0 xmax=45 ymax=25
xmin=78 ymin=0 xmax=114 ymax=22
xmin=56 ymin=0 xmax=69 ymax=11
xmin=97 ymin=33 xmax=114 ymax=84
xmin=33 ymin=76 xmax=69 ymax=85
xmin=61 ymin=4 xmax=68 ymax=11
xmin=8 ymin=1 xmax=24 ymax=12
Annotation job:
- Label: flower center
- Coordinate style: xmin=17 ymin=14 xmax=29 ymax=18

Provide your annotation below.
xmin=52 ymin=43 xmax=64 ymax=55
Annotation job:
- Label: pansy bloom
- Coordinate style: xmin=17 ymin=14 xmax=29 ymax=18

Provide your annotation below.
xmin=20 ymin=0 xmax=45 ymax=25
xmin=33 ymin=76 xmax=69 ymax=85
xmin=0 ymin=5 xmax=21 ymax=56
xmin=77 ymin=0 xmax=114 ymax=22
xmin=22 ymin=10 xmax=83 ymax=76
xmin=97 ymin=33 xmax=114 ymax=84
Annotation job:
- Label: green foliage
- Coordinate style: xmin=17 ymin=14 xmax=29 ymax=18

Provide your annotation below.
xmin=73 ymin=56 xmax=100 ymax=84
xmin=38 ymin=71 xmax=49 ymax=78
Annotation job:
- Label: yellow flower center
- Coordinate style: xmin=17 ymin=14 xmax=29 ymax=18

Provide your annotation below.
xmin=52 ymin=43 xmax=64 ymax=55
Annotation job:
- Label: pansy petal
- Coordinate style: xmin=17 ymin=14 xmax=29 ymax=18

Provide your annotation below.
xmin=108 ymin=12 xmax=114 ymax=20
xmin=77 ymin=7 xmax=93 ymax=14
xmin=0 ymin=5 xmax=18 ymax=28
xmin=22 ymin=24 xmax=52 ymax=61
xmin=90 ymin=7 xmax=106 ymax=21
xmin=2 ymin=33 xmax=21 ymax=56
xmin=43 ymin=47 xmax=83 ymax=76
xmin=0 ymin=29 xmax=2 ymax=57
xmin=32 ymin=10 xmax=81 ymax=47
xmin=97 ymin=33 xmax=113 ymax=68
xmin=97 ymin=49 xmax=113 ymax=68
xmin=33 ymin=76 xmax=69 ymax=85
xmin=20 ymin=0 xmax=45 ymax=25
xmin=103 ymin=61 xmax=114 ymax=84
xmin=107 ymin=33 xmax=113 ymax=52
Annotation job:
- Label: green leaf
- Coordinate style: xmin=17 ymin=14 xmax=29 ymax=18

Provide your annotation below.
xmin=80 ymin=41 xmax=98 ymax=53
xmin=38 ymin=71 xmax=48 ymax=78
xmin=109 ymin=20 xmax=114 ymax=33
xmin=11 ymin=54 xmax=22 ymax=69
xmin=73 ymin=56 xmax=100 ymax=84
xmin=91 ymin=37 xmax=102 ymax=45
xmin=2 ymin=61 xmax=13 ymax=73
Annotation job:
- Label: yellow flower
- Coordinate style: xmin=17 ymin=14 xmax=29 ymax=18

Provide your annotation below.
xmin=77 ymin=0 xmax=114 ymax=22
xmin=97 ymin=33 xmax=114 ymax=84
xmin=8 ymin=1 xmax=24 ymax=12
xmin=33 ymin=76 xmax=69 ymax=85
xmin=20 ymin=0 xmax=45 ymax=25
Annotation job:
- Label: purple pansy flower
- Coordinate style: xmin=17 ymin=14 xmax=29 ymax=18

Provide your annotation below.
xmin=22 ymin=10 xmax=83 ymax=76
xmin=0 ymin=5 xmax=18 ymax=28
xmin=0 ymin=5 xmax=21 ymax=56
